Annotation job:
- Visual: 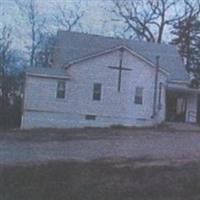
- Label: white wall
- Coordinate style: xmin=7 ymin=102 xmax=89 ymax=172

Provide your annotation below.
xmin=186 ymin=93 xmax=198 ymax=123
xmin=21 ymin=49 xmax=167 ymax=129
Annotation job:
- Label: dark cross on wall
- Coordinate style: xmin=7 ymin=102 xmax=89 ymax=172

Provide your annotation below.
xmin=108 ymin=47 xmax=132 ymax=92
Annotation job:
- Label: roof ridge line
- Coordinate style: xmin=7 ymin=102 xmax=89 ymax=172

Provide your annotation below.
xmin=58 ymin=30 xmax=171 ymax=47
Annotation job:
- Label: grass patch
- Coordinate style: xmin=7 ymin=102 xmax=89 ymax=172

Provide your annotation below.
xmin=0 ymin=124 xmax=176 ymax=142
xmin=1 ymin=160 xmax=200 ymax=200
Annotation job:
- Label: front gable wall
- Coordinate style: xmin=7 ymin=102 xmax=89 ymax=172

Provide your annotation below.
xmin=68 ymin=49 xmax=167 ymax=119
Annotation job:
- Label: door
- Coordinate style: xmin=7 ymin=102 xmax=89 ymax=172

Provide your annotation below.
xmin=197 ymin=95 xmax=200 ymax=123
xmin=176 ymin=97 xmax=187 ymax=122
xmin=166 ymin=92 xmax=187 ymax=122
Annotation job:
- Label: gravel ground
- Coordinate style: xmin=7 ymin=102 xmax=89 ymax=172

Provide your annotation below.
xmin=0 ymin=129 xmax=200 ymax=165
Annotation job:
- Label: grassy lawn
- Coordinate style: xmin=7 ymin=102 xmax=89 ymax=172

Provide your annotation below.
xmin=0 ymin=125 xmax=175 ymax=142
xmin=1 ymin=159 xmax=200 ymax=200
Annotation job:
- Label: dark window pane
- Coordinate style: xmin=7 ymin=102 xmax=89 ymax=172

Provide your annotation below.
xmin=57 ymin=90 xmax=65 ymax=99
xmin=135 ymin=96 xmax=143 ymax=104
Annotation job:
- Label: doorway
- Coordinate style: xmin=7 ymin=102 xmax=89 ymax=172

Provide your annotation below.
xmin=166 ymin=92 xmax=187 ymax=122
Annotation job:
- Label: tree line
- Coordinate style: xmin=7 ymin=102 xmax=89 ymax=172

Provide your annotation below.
xmin=0 ymin=0 xmax=200 ymax=129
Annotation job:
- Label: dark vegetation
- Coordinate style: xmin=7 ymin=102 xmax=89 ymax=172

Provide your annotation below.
xmin=1 ymin=160 xmax=200 ymax=200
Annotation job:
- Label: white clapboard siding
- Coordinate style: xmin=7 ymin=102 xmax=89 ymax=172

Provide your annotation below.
xmin=21 ymin=49 xmax=167 ymax=129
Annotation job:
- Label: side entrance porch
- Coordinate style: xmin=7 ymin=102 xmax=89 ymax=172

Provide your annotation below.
xmin=166 ymin=83 xmax=200 ymax=124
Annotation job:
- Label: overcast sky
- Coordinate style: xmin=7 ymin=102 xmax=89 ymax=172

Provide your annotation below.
xmin=0 ymin=0 xmax=118 ymax=45
xmin=1 ymin=0 xmax=119 ymax=50
xmin=1 ymin=0 xmax=185 ymax=51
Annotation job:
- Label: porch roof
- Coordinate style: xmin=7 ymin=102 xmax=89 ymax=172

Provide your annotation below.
xmin=26 ymin=67 xmax=71 ymax=79
xmin=167 ymin=81 xmax=200 ymax=94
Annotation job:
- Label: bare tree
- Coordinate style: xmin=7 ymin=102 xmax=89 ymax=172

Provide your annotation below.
xmin=110 ymin=0 xmax=186 ymax=43
xmin=171 ymin=0 xmax=200 ymax=72
xmin=54 ymin=0 xmax=84 ymax=31
xmin=15 ymin=0 xmax=46 ymax=67
xmin=0 ymin=25 xmax=12 ymax=128
xmin=35 ymin=33 xmax=56 ymax=68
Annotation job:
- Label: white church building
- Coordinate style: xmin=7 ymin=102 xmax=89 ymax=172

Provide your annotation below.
xmin=21 ymin=31 xmax=200 ymax=129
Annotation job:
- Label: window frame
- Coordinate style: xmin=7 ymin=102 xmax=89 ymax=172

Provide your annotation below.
xmin=93 ymin=83 xmax=102 ymax=101
xmin=56 ymin=80 xmax=66 ymax=99
xmin=134 ymin=87 xmax=143 ymax=105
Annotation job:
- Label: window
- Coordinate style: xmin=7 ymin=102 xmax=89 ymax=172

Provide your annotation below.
xmin=134 ymin=87 xmax=143 ymax=105
xmin=56 ymin=81 xmax=65 ymax=99
xmin=158 ymin=83 xmax=162 ymax=109
xmin=93 ymin=83 xmax=102 ymax=101
xmin=85 ymin=115 xmax=96 ymax=120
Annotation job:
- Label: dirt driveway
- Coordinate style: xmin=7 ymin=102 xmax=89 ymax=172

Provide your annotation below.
xmin=0 ymin=127 xmax=200 ymax=165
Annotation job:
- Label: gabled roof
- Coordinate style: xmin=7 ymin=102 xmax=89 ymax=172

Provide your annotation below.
xmin=65 ymin=45 xmax=169 ymax=75
xmin=53 ymin=31 xmax=190 ymax=82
